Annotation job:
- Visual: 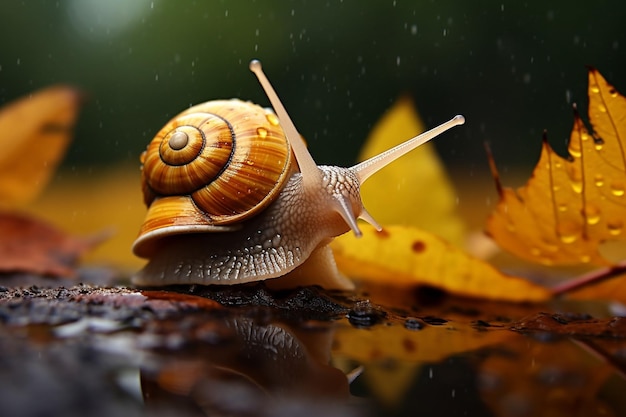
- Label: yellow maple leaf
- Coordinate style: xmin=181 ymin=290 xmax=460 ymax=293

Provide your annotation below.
xmin=486 ymin=69 xmax=626 ymax=268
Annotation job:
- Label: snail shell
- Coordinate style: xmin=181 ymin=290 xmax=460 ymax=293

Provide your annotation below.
xmin=133 ymin=99 xmax=293 ymax=258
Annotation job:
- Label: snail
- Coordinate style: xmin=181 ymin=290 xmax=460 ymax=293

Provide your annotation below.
xmin=132 ymin=60 xmax=464 ymax=290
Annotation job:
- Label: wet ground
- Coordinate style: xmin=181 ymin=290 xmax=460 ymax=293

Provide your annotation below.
xmin=0 ymin=277 xmax=625 ymax=417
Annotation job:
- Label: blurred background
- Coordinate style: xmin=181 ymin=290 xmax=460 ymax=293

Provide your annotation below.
xmin=0 ymin=0 xmax=624 ymax=268
xmin=1 ymin=1 xmax=623 ymax=170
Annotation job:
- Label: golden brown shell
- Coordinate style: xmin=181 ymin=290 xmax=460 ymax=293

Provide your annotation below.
xmin=133 ymin=99 xmax=292 ymax=257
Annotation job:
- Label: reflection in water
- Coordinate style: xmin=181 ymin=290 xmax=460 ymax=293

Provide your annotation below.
xmin=138 ymin=307 xmax=626 ymax=417
xmin=2 ymin=285 xmax=625 ymax=416
xmin=140 ymin=317 xmax=359 ymax=417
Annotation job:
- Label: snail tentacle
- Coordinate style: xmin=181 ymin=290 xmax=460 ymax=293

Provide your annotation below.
xmin=352 ymin=115 xmax=465 ymax=183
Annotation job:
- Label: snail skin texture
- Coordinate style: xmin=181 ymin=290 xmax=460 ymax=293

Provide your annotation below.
xmin=132 ymin=60 xmax=464 ymax=290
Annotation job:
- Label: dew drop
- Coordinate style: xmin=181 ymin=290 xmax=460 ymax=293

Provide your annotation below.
xmin=608 ymin=221 xmax=623 ymax=236
xmin=610 ymin=181 xmax=625 ymax=196
xmin=583 ymin=205 xmax=601 ymax=225
xmin=541 ymin=241 xmax=559 ymax=252
xmin=265 ymin=113 xmax=279 ymax=126
xmin=256 ymin=127 xmax=268 ymax=138
xmin=598 ymin=104 xmax=607 ymax=113
xmin=558 ymin=222 xmax=580 ymax=244
xmin=594 ymin=174 xmax=604 ymax=187
xmin=557 ymin=203 xmax=568 ymax=213
xmin=591 ymin=86 xmax=600 ymax=93
xmin=559 ymin=234 xmax=577 ymax=244
xmin=569 ymin=148 xmax=581 ymax=158
xmin=595 ymin=143 xmax=603 ymax=151
xmin=570 ymin=180 xmax=583 ymax=194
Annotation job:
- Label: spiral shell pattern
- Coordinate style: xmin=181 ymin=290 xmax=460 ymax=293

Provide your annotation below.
xmin=141 ymin=99 xmax=292 ymax=224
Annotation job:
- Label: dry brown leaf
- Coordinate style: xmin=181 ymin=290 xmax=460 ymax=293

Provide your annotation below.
xmin=0 ymin=212 xmax=103 ymax=277
xmin=0 ymin=86 xmax=81 ymax=206
xmin=23 ymin=166 xmax=146 ymax=270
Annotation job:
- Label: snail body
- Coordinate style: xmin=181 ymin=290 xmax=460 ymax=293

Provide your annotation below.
xmin=132 ymin=60 xmax=464 ymax=290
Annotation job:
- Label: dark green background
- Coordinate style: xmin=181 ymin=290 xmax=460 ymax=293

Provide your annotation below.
xmin=0 ymin=1 xmax=623 ymax=177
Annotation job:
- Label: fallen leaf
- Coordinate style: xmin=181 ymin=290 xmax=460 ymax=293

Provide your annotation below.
xmin=0 ymin=212 xmax=104 ymax=277
xmin=332 ymin=224 xmax=550 ymax=302
xmin=23 ymin=166 xmax=146 ymax=270
xmin=486 ymin=69 xmax=626 ymax=267
xmin=357 ymin=96 xmax=464 ymax=246
xmin=0 ymin=86 xmax=82 ymax=206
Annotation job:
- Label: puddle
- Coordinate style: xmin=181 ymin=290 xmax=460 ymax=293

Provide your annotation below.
xmin=0 ymin=284 xmax=625 ymax=416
